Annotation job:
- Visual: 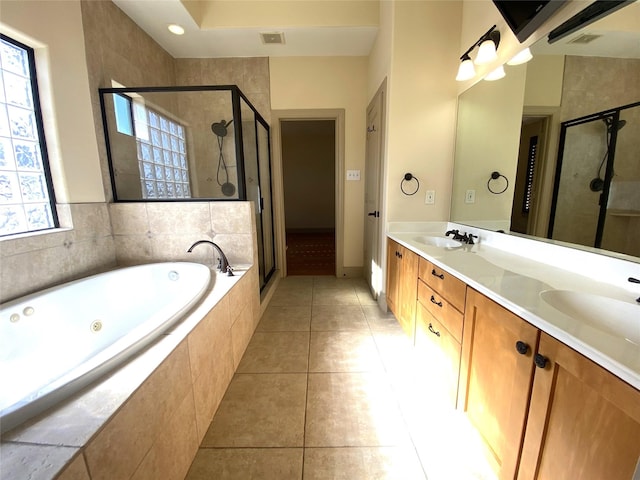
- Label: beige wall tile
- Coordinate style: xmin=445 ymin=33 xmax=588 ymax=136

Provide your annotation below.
xmin=109 ymin=203 xmax=150 ymax=235
xmin=147 ymin=203 xmax=211 ymax=235
xmin=131 ymin=391 xmax=199 ymax=480
xmin=57 ymin=453 xmax=91 ymax=480
xmin=84 ymin=341 xmax=192 ymax=480
xmin=231 ymin=303 xmax=255 ymax=369
xmin=113 ymin=235 xmax=153 ymax=265
xmin=210 ymin=202 xmax=253 ymax=234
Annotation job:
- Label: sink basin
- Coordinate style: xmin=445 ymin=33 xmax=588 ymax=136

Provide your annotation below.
xmin=540 ymin=290 xmax=640 ymax=346
xmin=414 ymin=235 xmax=462 ymax=249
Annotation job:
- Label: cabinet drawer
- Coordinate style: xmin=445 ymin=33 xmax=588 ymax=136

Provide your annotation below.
xmin=415 ymin=302 xmax=461 ymax=407
xmin=418 ymin=258 xmax=466 ymax=312
xmin=417 ymin=280 xmax=463 ymax=343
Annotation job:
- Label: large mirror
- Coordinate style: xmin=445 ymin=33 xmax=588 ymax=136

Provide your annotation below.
xmin=451 ymin=1 xmax=640 ymax=260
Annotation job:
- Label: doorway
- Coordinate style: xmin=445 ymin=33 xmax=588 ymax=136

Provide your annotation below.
xmin=281 ymin=120 xmax=336 ymax=275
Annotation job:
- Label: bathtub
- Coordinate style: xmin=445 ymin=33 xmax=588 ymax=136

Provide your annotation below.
xmin=0 ymin=262 xmax=211 ymax=434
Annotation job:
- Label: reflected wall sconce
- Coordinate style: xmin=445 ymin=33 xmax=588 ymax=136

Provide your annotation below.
xmin=456 ymin=25 xmax=501 ymax=81
xmin=487 ymin=171 xmax=509 ymax=194
xmin=484 ymin=65 xmax=506 ymax=81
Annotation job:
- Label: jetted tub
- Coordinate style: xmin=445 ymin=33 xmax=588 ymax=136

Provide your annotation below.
xmin=0 ymin=262 xmax=211 ymax=434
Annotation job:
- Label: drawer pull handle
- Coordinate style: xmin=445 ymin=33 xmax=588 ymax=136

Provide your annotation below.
xmin=515 ymin=341 xmax=529 ymax=355
xmin=431 ymin=269 xmax=444 ymax=280
xmin=534 ymin=353 xmax=548 ymax=369
xmin=428 ymin=323 xmax=441 ymax=337
xmin=430 ymin=295 xmax=443 ymax=308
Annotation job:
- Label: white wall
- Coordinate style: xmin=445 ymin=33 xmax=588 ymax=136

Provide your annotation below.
xmin=0 ymin=0 xmax=104 ymax=203
xmin=269 ymin=56 xmax=368 ymax=268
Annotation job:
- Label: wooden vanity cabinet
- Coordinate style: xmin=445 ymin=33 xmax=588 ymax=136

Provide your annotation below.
xmin=517 ymin=332 xmax=640 ymax=480
xmin=458 ymin=287 xmax=540 ymax=480
xmin=386 ymin=239 xmax=419 ymax=340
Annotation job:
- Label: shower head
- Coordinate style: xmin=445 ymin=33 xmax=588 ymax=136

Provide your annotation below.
xmin=602 ymin=117 xmax=626 ymax=133
xmin=211 ymin=119 xmax=234 ymax=137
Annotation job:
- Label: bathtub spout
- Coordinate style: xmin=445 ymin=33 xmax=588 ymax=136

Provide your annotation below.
xmin=187 ymin=240 xmax=234 ymax=276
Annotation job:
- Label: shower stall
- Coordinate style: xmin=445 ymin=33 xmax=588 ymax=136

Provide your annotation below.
xmin=549 ymin=101 xmax=640 ymax=257
xmin=99 ymin=85 xmax=275 ymax=290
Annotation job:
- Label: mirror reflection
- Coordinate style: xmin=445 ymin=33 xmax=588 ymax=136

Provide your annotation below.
xmin=450 ymin=2 xmax=640 ymax=259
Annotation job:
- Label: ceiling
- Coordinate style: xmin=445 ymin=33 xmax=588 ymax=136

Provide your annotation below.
xmin=112 ymin=0 xmax=379 ymax=58
xmin=531 ymin=0 xmax=640 ymax=58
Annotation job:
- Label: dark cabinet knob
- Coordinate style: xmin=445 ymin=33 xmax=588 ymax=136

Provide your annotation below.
xmin=534 ymin=353 xmax=548 ymax=369
xmin=515 ymin=341 xmax=529 ymax=355
xmin=430 ymin=295 xmax=443 ymax=308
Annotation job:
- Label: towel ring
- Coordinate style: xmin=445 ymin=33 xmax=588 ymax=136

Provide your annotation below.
xmin=401 ymin=173 xmax=420 ymax=196
xmin=487 ymin=171 xmax=509 ymax=194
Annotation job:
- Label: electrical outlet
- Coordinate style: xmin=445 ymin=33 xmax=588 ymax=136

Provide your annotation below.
xmin=465 ymin=189 xmax=476 ymax=204
xmin=346 ymin=170 xmax=361 ymax=181
xmin=425 ymin=190 xmax=435 ymax=204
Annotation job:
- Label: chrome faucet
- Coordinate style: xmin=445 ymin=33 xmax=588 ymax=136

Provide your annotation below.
xmin=629 ymin=277 xmax=640 ymax=303
xmin=187 ymin=240 xmax=234 ymax=276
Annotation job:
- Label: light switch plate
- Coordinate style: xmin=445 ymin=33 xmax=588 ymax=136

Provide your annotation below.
xmin=465 ymin=189 xmax=476 ymax=204
xmin=425 ymin=190 xmax=435 ymax=204
xmin=346 ymin=170 xmax=361 ymax=181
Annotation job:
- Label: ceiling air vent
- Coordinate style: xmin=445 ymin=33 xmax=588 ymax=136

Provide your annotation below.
xmin=569 ymin=33 xmax=603 ymax=44
xmin=260 ymin=32 xmax=285 ymax=45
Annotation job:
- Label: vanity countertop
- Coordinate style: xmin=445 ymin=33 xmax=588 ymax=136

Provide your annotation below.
xmin=388 ymin=223 xmax=640 ymax=391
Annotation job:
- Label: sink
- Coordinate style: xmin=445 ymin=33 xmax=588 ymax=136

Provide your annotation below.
xmin=540 ymin=290 xmax=640 ymax=346
xmin=414 ymin=235 xmax=462 ymax=249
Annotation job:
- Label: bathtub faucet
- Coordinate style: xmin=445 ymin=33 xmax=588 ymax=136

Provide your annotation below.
xmin=187 ymin=240 xmax=234 ymax=276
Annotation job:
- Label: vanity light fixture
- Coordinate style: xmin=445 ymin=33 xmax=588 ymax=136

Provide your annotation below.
xmin=167 ymin=24 xmax=185 ymax=35
xmin=456 ymin=25 xmax=501 ymax=81
xmin=484 ymin=65 xmax=506 ymax=81
xmin=507 ymin=47 xmax=533 ymax=66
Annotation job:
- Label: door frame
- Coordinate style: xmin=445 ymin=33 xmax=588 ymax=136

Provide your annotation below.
xmin=271 ymin=109 xmax=346 ymax=277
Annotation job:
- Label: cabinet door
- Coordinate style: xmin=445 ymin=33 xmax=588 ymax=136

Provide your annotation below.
xmin=398 ymin=245 xmax=418 ymax=337
xmin=459 ymin=288 xmax=539 ymax=480
xmin=386 ymin=239 xmax=400 ymax=315
xmin=415 ymin=301 xmax=461 ymax=406
xmin=518 ymin=333 xmax=640 ymax=480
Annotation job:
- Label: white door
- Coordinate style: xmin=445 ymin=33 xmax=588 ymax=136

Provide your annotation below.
xmin=364 ymin=85 xmax=385 ymax=298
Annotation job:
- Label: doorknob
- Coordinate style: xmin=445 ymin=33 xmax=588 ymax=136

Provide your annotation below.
xmin=367 ymin=211 xmax=379 ymax=217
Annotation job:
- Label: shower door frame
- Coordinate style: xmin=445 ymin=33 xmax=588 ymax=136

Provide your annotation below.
xmin=548 ymin=101 xmax=639 ymax=248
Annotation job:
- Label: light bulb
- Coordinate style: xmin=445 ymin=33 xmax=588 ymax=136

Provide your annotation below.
xmin=484 ymin=65 xmax=506 ymax=81
xmin=168 ymin=24 xmax=185 ymax=35
xmin=456 ymin=56 xmax=476 ymax=81
xmin=475 ymin=39 xmax=498 ymax=65
xmin=507 ymin=48 xmax=533 ymax=65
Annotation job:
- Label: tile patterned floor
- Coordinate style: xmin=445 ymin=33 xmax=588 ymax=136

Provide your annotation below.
xmin=185 ymin=276 xmax=496 ymax=479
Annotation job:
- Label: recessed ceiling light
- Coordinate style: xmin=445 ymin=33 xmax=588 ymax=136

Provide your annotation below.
xmin=168 ymin=24 xmax=185 ymax=35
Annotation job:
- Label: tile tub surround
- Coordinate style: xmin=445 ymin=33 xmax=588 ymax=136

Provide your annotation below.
xmin=185 ymin=276 xmax=495 ymax=479
xmin=0 ymin=265 xmax=259 ymax=480
xmin=0 ymin=203 xmax=116 ymax=304
xmin=387 ymin=222 xmax=640 ymax=390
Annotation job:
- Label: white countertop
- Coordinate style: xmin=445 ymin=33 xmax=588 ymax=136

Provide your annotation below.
xmin=388 ymin=222 xmax=640 ymax=391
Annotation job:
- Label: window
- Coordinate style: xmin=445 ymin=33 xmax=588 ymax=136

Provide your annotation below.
xmin=113 ymin=94 xmax=191 ymax=200
xmin=0 ymin=34 xmax=57 ymax=236
xmin=522 ymin=135 xmax=538 ymax=214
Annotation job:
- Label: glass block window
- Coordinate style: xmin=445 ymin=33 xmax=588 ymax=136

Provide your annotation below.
xmin=131 ymin=101 xmax=190 ymax=199
xmin=0 ymin=35 xmax=57 ymax=236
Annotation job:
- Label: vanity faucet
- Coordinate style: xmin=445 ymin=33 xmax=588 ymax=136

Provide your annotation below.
xmin=187 ymin=240 xmax=234 ymax=276
xmin=446 ymin=229 xmax=463 ymax=240
xmin=629 ymin=277 xmax=640 ymax=303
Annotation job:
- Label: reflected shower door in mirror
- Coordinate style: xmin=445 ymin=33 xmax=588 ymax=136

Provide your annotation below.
xmin=449 ymin=0 xmax=640 ymax=261
xmin=549 ymin=103 xmax=640 ymax=258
